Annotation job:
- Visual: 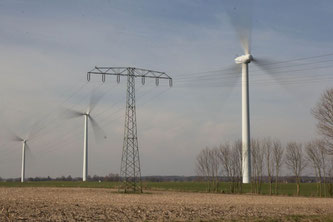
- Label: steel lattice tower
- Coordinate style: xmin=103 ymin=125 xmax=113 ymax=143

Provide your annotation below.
xmin=120 ymin=73 xmax=141 ymax=192
xmin=87 ymin=67 xmax=172 ymax=192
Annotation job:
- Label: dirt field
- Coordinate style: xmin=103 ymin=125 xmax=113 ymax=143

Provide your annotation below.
xmin=0 ymin=187 xmax=332 ymax=221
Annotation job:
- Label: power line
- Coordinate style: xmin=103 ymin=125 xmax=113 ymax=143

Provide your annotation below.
xmin=175 ymin=52 xmax=333 ymax=80
xmin=174 ymin=62 xmax=333 ymax=87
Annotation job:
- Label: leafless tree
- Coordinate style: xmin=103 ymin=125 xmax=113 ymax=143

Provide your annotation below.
xmin=209 ymin=147 xmax=221 ymax=192
xmin=285 ymin=142 xmax=307 ymax=196
xmin=218 ymin=143 xmax=233 ymax=192
xmin=263 ymin=138 xmax=274 ymax=195
xmin=196 ymin=147 xmax=210 ymax=183
xmin=272 ymin=140 xmax=284 ymax=194
xmin=218 ymin=143 xmax=231 ymax=178
xmin=312 ymin=88 xmax=333 ymax=155
xmin=251 ymin=139 xmax=257 ymax=193
xmin=233 ymin=139 xmax=243 ymax=193
xmin=217 ymin=140 xmax=243 ymax=193
xmin=251 ymin=139 xmax=265 ymax=194
xmin=320 ymin=141 xmax=329 ymax=196
xmin=305 ymin=140 xmax=327 ymax=196
xmin=328 ymin=157 xmax=333 ymax=196
xmin=196 ymin=147 xmax=220 ymax=192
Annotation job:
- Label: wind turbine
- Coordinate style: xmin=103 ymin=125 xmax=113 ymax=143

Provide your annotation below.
xmin=229 ymin=1 xmax=260 ymax=184
xmin=11 ymin=135 xmax=31 ymax=183
xmin=63 ymin=92 xmax=106 ymax=182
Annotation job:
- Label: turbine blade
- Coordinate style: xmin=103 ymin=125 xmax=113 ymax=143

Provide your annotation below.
xmin=252 ymin=57 xmax=276 ymax=66
xmin=229 ymin=63 xmax=242 ymax=73
xmin=219 ymin=64 xmax=242 ymax=105
xmin=227 ymin=0 xmax=254 ymax=54
xmin=252 ymin=57 xmax=290 ymax=88
xmin=26 ymin=120 xmax=43 ymax=141
xmin=252 ymin=58 xmax=276 ymax=72
xmin=60 ymin=108 xmax=84 ymax=119
xmin=7 ymin=130 xmax=23 ymax=142
xmin=11 ymin=134 xmax=23 ymax=142
xmin=25 ymin=143 xmax=31 ymax=153
xmin=25 ymin=143 xmax=35 ymax=162
xmin=89 ymin=116 xmax=107 ymax=144
xmin=88 ymin=89 xmax=105 ymax=113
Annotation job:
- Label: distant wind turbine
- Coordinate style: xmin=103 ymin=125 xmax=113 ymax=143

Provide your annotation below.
xmin=11 ymin=135 xmax=31 ymax=183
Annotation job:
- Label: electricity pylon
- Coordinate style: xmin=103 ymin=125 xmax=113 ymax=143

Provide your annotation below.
xmin=87 ymin=67 xmax=172 ymax=192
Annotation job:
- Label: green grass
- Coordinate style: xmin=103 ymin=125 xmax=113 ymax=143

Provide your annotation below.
xmin=144 ymin=181 xmax=333 ymax=197
xmin=0 ymin=181 xmax=331 ymax=197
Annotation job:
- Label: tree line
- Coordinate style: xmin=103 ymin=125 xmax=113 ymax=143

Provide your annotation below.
xmin=196 ymin=88 xmax=333 ymax=197
xmin=196 ymin=139 xmax=333 ymax=196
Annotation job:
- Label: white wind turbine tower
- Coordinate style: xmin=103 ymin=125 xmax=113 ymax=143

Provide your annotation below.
xmin=235 ymin=50 xmax=252 ymax=184
xmin=64 ymin=92 xmax=106 ymax=182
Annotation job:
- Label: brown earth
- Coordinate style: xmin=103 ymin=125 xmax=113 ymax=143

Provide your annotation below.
xmin=0 ymin=187 xmax=332 ymax=221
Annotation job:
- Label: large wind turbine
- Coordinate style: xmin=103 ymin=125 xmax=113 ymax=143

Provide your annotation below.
xmin=229 ymin=1 xmax=255 ymax=184
xmin=64 ymin=92 xmax=105 ymax=182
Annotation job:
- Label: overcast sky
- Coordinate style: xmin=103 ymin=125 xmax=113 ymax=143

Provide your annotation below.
xmin=0 ymin=0 xmax=333 ymax=178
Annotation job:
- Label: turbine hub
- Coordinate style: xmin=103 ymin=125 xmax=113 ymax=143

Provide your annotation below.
xmin=235 ymin=54 xmax=253 ymax=64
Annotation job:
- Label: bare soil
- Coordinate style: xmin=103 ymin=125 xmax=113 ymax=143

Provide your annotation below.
xmin=0 ymin=187 xmax=332 ymax=221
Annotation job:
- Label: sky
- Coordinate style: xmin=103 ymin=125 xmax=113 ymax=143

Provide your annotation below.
xmin=0 ymin=0 xmax=333 ymax=178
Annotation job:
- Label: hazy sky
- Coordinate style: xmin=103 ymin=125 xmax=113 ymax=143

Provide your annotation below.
xmin=0 ymin=0 xmax=333 ymax=178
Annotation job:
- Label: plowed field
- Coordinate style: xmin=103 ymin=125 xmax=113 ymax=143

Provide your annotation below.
xmin=0 ymin=187 xmax=332 ymax=221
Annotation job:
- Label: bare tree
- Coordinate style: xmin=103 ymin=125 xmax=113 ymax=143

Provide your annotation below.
xmin=312 ymin=88 xmax=333 ymax=154
xmin=272 ymin=140 xmax=284 ymax=194
xmin=285 ymin=142 xmax=307 ymax=196
xmin=263 ymin=138 xmax=274 ymax=195
xmin=305 ymin=140 xmax=327 ymax=196
xmin=209 ymin=147 xmax=221 ymax=192
xmin=218 ymin=140 xmax=243 ymax=194
xmin=319 ymin=141 xmax=329 ymax=197
xmin=218 ymin=143 xmax=233 ymax=192
xmin=328 ymin=157 xmax=333 ymax=196
xmin=196 ymin=147 xmax=220 ymax=192
xmin=233 ymin=140 xmax=243 ymax=193
xmin=196 ymin=147 xmax=211 ymax=188
xmin=251 ymin=139 xmax=265 ymax=194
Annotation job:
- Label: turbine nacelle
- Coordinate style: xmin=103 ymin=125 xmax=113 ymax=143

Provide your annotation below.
xmin=235 ymin=54 xmax=253 ymax=64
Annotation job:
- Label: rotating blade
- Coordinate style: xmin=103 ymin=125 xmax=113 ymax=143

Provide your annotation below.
xmin=227 ymin=0 xmax=254 ymax=54
xmin=25 ymin=143 xmax=31 ymax=153
xmin=26 ymin=120 xmax=43 ymax=141
xmin=2 ymin=121 xmax=24 ymax=142
xmin=7 ymin=129 xmax=24 ymax=142
xmin=218 ymin=63 xmax=242 ymax=106
xmin=88 ymin=89 xmax=105 ymax=114
xmin=25 ymin=142 xmax=35 ymax=162
xmin=252 ymin=57 xmax=276 ymax=67
xmin=252 ymin=57 xmax=276 ymax=73
xmin=89 ymin=116 xmax=107 ymax=144
xmin=229 ymin=63 xmax=242 ymax=74
xmin=252 ymin=57 xmax=290 ymax=88
xmin=11 ymin=133 xmax=24 ymax=142
xmin=61 ymin=108 xmax=84 ymax=119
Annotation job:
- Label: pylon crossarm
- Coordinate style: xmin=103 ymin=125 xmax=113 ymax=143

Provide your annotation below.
xmin=87 ymin=67 xmax=173 ymax=86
